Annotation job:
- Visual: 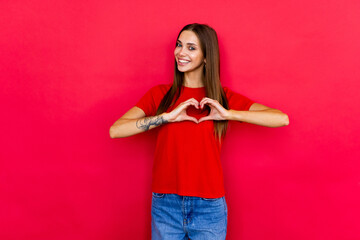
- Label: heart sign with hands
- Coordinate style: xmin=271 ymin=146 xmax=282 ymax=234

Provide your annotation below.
xmin=198 ymin=97 xmax=229 ymax=123
xmin=166 ymin=98 xmax=201 ymax=124
xmin=165 ymin=97 xmax=229 ymax=124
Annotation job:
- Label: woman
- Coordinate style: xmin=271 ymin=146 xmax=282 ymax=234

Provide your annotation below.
xmin=110 ymin=23 xmax=289 ymax=240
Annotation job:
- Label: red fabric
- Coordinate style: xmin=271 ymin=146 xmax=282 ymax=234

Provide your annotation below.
xmin=136 ymin=84 xmax=255 ymax=198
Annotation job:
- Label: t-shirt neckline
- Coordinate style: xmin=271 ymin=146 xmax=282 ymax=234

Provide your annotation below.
xmin=182 ymin=85 xmax=205 ymax=89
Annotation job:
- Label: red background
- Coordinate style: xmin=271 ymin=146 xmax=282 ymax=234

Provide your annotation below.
xmin=1 ymin=0 xmax=360 ymax=239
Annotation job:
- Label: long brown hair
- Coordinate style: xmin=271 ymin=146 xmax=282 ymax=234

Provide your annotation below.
xmin=156 ymin=23 xmax=229 ymax=141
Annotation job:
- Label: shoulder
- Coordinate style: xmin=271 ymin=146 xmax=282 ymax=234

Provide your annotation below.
xmin=222 ymin=86 xmax=233 ymax=97
xmin=145 ymin=83 xmax=172 ymax=96
xmin=157 ymin=83 xmax=172 ymax=92
xmin=150 ymin=83 xmax=172 ymax=92
xmin=222 ymin=86 xmax=229 ymax=92
xmin=222 ymin=86 xmax=247 ymax=97
xmin=222 ymin=85 xmax=253 ymax=102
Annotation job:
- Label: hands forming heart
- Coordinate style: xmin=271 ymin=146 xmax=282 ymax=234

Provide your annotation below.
xmin=165 ymin=98 xmax=229 ymax=124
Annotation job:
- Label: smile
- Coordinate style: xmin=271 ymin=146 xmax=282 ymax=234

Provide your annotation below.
xmin=178 ymin=59 xmax=190 ymax=66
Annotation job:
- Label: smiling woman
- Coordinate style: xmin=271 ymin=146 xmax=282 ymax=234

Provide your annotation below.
xmin=109 ymin=23 xmax=289 ymax=240
xmin=174 ymin=31 xmax=205 ymax=74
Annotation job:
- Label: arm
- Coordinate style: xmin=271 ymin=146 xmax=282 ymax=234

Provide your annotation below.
xmin=109 ymin=106 xmax=168 ymax=138
xmin=109 ymin=98 xmax=200 ymax=138
xmin=198 ymin=98 xmax=289 ymax=128
xmin=227 ymin=103 xmax=289 ymax=128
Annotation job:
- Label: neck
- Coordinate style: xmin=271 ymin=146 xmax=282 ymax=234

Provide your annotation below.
xmin=183 ymin=68 xmax=204 ymax=88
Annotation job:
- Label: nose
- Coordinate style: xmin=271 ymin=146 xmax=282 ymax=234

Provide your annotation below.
xmin=177 ymin=46 xmax=187 ymax=56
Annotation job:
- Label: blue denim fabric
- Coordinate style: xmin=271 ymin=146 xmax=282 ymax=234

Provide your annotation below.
xmin=151 ymin=192 xmax=228 ymax=240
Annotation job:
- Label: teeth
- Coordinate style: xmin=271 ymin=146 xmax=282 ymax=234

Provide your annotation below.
xmin=179 ymin=60 xmax=190 ymax=63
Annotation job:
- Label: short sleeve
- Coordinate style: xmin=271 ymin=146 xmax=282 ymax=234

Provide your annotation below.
xmin=135 ymin=86 xmax=158 ymax=117
xmin=135 ymin=84 xmax=171 ymax=116
xmin=224 ymin=87 xmax=255 ymax=111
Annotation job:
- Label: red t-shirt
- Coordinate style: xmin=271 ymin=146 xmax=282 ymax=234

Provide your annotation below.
xmin=136 ymin=84 xmax=255 ymax=198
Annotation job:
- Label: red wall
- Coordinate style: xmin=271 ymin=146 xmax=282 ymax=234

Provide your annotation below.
xmin=1 ymin=1 xmax=359 ymax=239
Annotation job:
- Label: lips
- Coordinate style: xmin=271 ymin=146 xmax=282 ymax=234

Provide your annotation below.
xmin=177 ymin=58 xmax=190 ymax=66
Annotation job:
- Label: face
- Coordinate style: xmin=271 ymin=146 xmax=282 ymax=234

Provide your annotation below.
xmin=174 ymin=30 xmax=206 ymax=73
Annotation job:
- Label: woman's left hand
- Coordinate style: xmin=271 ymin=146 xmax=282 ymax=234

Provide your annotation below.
xmin=198 ymin=97 xmax=230 ymax=123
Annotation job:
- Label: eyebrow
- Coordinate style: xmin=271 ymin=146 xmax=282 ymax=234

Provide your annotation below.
xmin=177 ymin=40 xmax=197 ymax=46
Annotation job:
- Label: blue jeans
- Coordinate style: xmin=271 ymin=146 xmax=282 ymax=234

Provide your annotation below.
xmin=151 ymin=192 xmax=228 ymax=240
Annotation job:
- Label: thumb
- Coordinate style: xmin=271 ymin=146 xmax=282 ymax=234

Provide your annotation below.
xmin=183 ymin=116 xmax=199 ymax=124
xmin=198 ymin=116 xmax=213 ymax=123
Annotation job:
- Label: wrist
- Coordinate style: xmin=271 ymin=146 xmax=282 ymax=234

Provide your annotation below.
xmin=160 ymin=112 xmax=171 ymax=123
xmin=226 ymin=109 xmax=242 ymax=121
xmin=225 ymin=109 xmax=234 ymax=121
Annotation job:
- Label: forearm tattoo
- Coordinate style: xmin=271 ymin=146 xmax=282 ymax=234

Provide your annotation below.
xmin=136 ymin=115 xmax=168 ymax=131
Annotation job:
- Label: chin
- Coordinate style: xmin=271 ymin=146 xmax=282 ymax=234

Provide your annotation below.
xmin=177 ymin=67 xmax=188 ymax=73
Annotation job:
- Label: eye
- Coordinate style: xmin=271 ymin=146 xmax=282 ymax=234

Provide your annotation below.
xmin=189 ymin=46 xmax=195 ymax=50
xmin=176 ymin=42 xmax=181 ymax=47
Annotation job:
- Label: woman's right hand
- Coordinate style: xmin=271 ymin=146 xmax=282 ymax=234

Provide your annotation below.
xmin=164 ymin=98 xmax=200 ymax=124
